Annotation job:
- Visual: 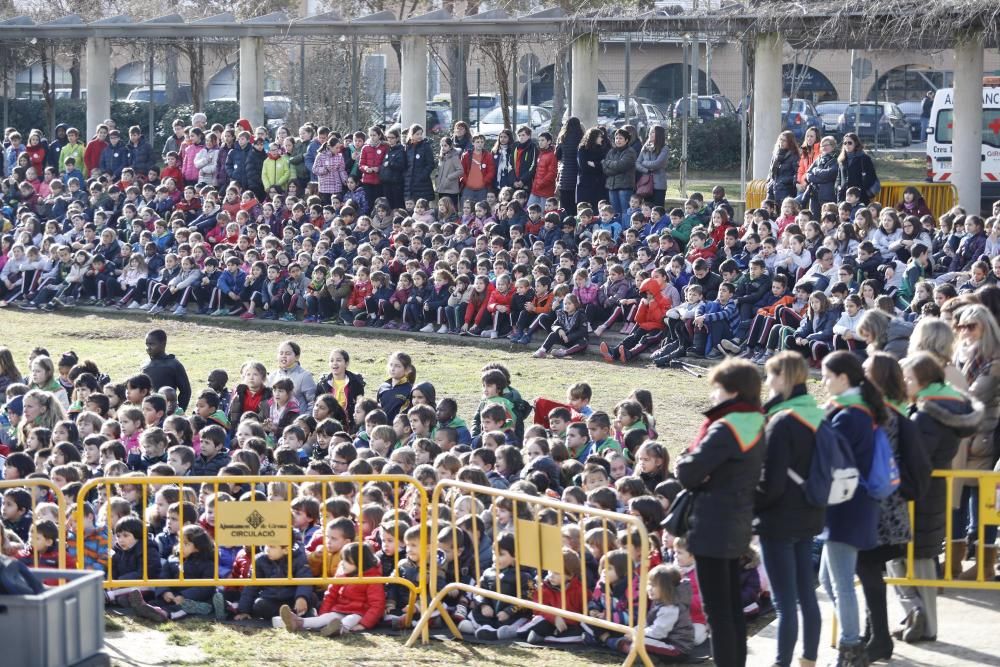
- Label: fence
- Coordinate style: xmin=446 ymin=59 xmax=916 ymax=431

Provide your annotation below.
xmin=745 ymin=179 xmax=957 ymax=219
xmin=405 ymin=479 xmax=654 ymax=667
xmin=71 ymin=474 xmax=430 ymax=635
xmin=0 ymin=478 xmax=67 ymax=569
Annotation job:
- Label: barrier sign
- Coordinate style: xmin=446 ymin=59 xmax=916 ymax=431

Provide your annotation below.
xmin=216 ymin=501 xmax=291 ymax=546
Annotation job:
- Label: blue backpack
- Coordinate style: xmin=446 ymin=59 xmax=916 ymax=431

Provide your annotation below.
xmin=862 ymin=426 xmax=901 ymax=500
xmin=788 ymin=419 xmax=860 ymax=507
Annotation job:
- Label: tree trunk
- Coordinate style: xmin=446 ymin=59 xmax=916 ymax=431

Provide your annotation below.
xmin=551 ymin=41 xmax=568 ymax=134
xmin=70 ymin=44 xmax=82 ymax=100
xmin=188 ymin=39 xmax=204 ymax=112
xmin=165 ymin=50 xmax=179 ymax=105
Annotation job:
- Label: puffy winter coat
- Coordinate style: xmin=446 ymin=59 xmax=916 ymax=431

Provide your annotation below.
xmin=237 ymin=544 xmax=314 ymax=614
xmin=767 ymin=149 xmax=798 ymax=202
xmin=531 ymin=146 xmax=557 ymax=198
xmin=381 ymin=143 xmax=406 ymax=186
xmin=635 ymin=145 xmax=669 ymax=191
xmin=555 ymin=132 xmax=582 ymax=192
xmin=194 ymin=146 xmax=220 ymax=185
xmin=634 ymin=278 xmax=669 ymax=331
xmin=804 ymin=151 xmax=838 ymax=206
xmin=127 ymin=137 xmax=154 ymax=175
xmin=262 ymin=155 xmax=292 ymax=192
xmin=225 ymin=143 xmax=253 ymax=189
xmin=318 ymin=565 xmax=386 ymax=629
xmin=404 ymin=139 xmax=436 ymax=201
xmin=181 ymin=141 xmax=204 ymax=183
xmin=359 ymin=142 xmax=386 ymax=185
xmin=436 ymin=149 xmax=463 ymax=196
xmin=601 ymin=144 xmax=637 ymax=191
xmin=98 ymin=140 xmax=129 ymax=178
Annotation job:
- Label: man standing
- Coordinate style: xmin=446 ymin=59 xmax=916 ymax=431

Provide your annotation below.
xmin=920 ymin=90 xmax=935 ymax=140
xmin=141 ymin=329 xmax=192 ymax=411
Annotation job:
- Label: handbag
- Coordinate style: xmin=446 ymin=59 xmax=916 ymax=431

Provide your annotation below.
xmin=636 ymin=173 xmax=654 ymax=197
xmin=661 ymin=488 xmax=695 ymax=537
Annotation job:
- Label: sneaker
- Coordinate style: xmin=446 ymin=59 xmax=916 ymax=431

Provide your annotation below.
xmin=398 ymin=323 xmax=412 ymax=332
xmin=706 ymin=350 xmax=724 ymax=360
xmin=457 ymin=619 xmax=477 ymax=634
xmin=139 ymin=302 xmax=153 ymax=311
xmin=148 ymin=305 xmax=164 ymax=315
xmin=719 ymin=339 xmax=742 ymax=354
xmin=518 ymin=333 xmax=532 ymax=345
xmin=210 ymin=308 xmax=229 ymax=316
xmin=479 ymin=329 xmax=492 ymax=338
xmin=278 ymin=604 xmax=301 ymax=632
xmin=553 ymin=349 xmax=567 ymax=358
xmin=240 ymin=311 xmax=256 ymax=320
xmin=172 ymin=306 xmax=187 ymax=316
xmin=280 ymin=312 xmax=296 ymax=322
xmin=17 ymin=302 xmax=38 ymax=310
xmin=599 ymin=341 xmax=614 ymax=363
xmin=490 ymin=330 xmax=498 ymax=339
xmin=532 ymin=348 xmax=547 ymax=359
xmin=261 ymin=311 xmax=278 ymax=320
xmin=740 ymin=347 xmax=758 ymax=359
xmin=459 ymin=328 xmax=471 ymax=337
xmin=40 ymin=303 xmax=55 ymax=312
xmin=420 ymin=323 xmax=435 ymax=333
xmin=129 ymin=590 xmax=167 ymax=624
xmin=319 ymin=616 xmax=343 ymax=637
xmin=353 ymin=320 xmax=367 ymax=327
xmin=126 ymin=301 xmax=142 ymax=310
xmin=212 ymin=592 xmax=227 ymax=621
xmin=437 ymin=324 xmax=449 ymax=334
xmin=497 ymin=625 xmax=519 ymax=640
xmin=593 ymin=324 xmax=606 ymax=337
xmin=179 ymin=599 xmax=212 ymax=616
xmin=755 ymin=351 xmax=773 ymax=366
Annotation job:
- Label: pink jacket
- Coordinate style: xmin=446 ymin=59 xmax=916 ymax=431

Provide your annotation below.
xmin=312 ymin=150 xmax=349 ymax=195
xmin=181 ymin=141 xmax=203 ymax=183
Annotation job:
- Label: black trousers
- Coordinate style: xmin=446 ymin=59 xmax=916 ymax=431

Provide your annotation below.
xmin=856 ymin=544 xmax=905 ymax=646
xmin=695 ymin=555 xmax=747 ymax=667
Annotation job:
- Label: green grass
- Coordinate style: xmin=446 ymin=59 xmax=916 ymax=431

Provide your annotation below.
xmin=2 ymin=309 xmax=711 ymax=455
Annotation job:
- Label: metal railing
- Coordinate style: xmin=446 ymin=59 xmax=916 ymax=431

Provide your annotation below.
xmin=745 ymin=179 xmax=957 ymax=219
xmin=0 ymin=478 xmax=67 ymax=569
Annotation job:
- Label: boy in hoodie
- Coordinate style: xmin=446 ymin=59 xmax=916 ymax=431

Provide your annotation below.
xmin=600 ymin=277 xmax=670 ymax=364
xmin=436 ymin=397 xmax=472 ymax=446
xmin=212 ymin=256 xmax=246 ymax=316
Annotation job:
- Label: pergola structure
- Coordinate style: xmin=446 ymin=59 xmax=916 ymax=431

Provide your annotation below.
xmin=1 ymin=4 xmax=995 ymax=207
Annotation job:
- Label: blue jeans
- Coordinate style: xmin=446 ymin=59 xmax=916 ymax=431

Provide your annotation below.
xmin=820 ymin=540 xmax=860 ymax=645
xmin=609 ymin=188 xmax=633 ymax=219
xmin=760 ymin=537 xmax=821 ymax=666
xmin=953 ymin=485 xmax=999 ymax=545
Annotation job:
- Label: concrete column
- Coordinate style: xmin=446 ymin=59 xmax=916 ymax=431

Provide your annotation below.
xmin=952 ymin=38 xmax=983 ymax=211
xmin=239 ymin=37 xmax=264 ymax=126
xmin=400 ymin=36 xmax=428 ymax=131
xmin=752 ymin=33 xmax=783 ymax=180
xmin=85 ymin=38 xmax=111 ymax=137
xmin=571 ymin=33 xmax=599 ymax=128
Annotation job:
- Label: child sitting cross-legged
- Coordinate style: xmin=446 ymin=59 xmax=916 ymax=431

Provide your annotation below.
xmin=18 ymin=519 xmax=76 ymax=584
xmin=278 ymin=541 xmax=385 ymax=636
xmin=129 ymin=524 xmax=217 ymax=622
xmin=615 ymin=564 xmax=694 ymax=662
xmin=456 ymin=532 xmax=534 ymax=640
xmin=107 ymin=516 xmax=160 ymax=606
xmin=516 ymin=547 xmax=586 ymax=644
xmin=234 ymin=538 xmax=316 ymax=623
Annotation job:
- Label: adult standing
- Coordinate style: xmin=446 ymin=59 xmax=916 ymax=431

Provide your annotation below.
xmin=576 ymin=127 xmax=607 ymax=208
xmin=381 ymin=127 xmax=407 ymax=210
xmin=836 ymin=132 xmax=879 ymax=204
xmin=492 ymin=128 xmax=515 ymax=192
xmin=920 ymin=91 xmax=934 ymax=139
xmin=796 ymin=126 xmax=822 ymax=192
xmin=675 ymin=359 xmax=765 ymax=667
xmin=755 ymin=352 xmax=825 ymax=667
xmin=818 ymin=351 xmax=884 ymax=666
xmin=767 ymin=130 xmax=799 ymax=204
xmin=602 ymin=128 xmax=638 ymax=220
xmin=358 ymin=125 xmax=387 ymax=205
xmin=635 ymin=125 xmax=669 ymax=207
xmin=803 ymin=136 xmax=839 ymax=217
xmin=891 ymin=353 xmax=982 ymax=644
xmin=554 ymin=117 xmax=583 ymax=213
xmin=141 ymin=329 xmax=192 ymax=410
xmin=267 ymin=340 xmax=317 ymax=412
xmin=403 ymin=124 xmax=436 ymax=203
xmin=951 ymin=304 xmax=1000 ymax=579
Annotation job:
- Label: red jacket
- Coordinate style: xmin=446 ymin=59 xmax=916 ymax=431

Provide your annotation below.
xmin=460 ymin=149 xmax=496 ymax=190
xmin=635 ymin=278 xmax=670 ymax=331
xmin=318 ymin=565 xmax=386 ymax=628
xmin=359 ymin=143 xmax=386 ymax=185
xmin=348 ymin=280 xmax=372 ymax=310
xmin=539 ymin=575 xmax=584 ymax=624
xmin=84 ymin=138 xmax=107 ymax=174
xmin=531 ymin=146 xmax=557 ymax=198
xmin=160 ymin=165 xmax=183 ymax=186
xmin=464 ymin=284 xmax=494 ymax=326
xmin=485 ymin=286 xmax=514 ymax=314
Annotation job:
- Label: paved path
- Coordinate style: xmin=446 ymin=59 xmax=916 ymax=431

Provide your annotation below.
xmin=747 ymin=585 xmax=1000 ymax=666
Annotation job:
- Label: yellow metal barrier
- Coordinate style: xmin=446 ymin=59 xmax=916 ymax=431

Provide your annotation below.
xmin=72 ymin=474 xmax=430 ymax=638
xmin=406 ymin=479 xmax=654 ymax=667
xmin=745 ymin=179 xmax=956 ymax=220
xmin=0 ymin=478 xmax=67 ymax=569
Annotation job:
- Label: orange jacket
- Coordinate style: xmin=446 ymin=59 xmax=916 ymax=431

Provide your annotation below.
xmin=797 ymin=142 xmax=821 ymax=185
xmin=635 ymin=278 xmax=670 ymax=331
xmin=756 ymin=294 xmax=794 ymax=318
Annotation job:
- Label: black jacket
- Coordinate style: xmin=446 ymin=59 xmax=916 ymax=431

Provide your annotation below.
xmin=555 ymin=134 xmax=581 ymax=192
xmin=754 ymin=387 xmax=826 ymax=540
xmin=576 ymin=144 xmax=607 ymax=204
xmin=805 ymin=151 xmax=838 ymax=206
xmin=909 ymin=388 xmax=983 ymax=558
xmin=381 ymin=143 xmax=406 ymax=185
xmin=237 ymin=543 xmax=315 ymax=613
xmin=141 ymin=353 xmax=192 ymax=410
xmin=112 ymin=537 xmax=162 ymax=580
xmin=767 ymin=149 xmax=798 ymax=202
xmin=836 ymin=150 xmax=878 ymax=203
xmin=676 ymin=399 xmax=765 ymax=559
xmin=403 ymin=139 xmax=436 ymax=201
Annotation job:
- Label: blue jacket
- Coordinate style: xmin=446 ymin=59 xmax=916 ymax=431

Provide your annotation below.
xmin=823 ymin=394 xmax=879 ymax=550
xmin=225 ymin=143 xmax=252 ymax=188
xmin=217 ymin=269 xmax=246 ymax=297
xmin=99 ymin=141 xmax=130 ymax=178
xmin=127 ymin=138 xmax=155 ymax=175
xmin=237 ymin=543 xmax=314 ymax=614
xmin=794 ymin=309 xmax=836 ymax=343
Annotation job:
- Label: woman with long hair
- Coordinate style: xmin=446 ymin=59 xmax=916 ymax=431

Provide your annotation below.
xmin=635 ymin=124 xmax=668 ymax=207
xmin=796 ymin=126 xmax=822 ymax=190
xmin=403 ymin=124 xmax=436 ymax=202
xmin=555 ymin=117 xmax=584 ymax=213
xmin=576 ymin=127 xmax=608 ymax=208
xmin=492 ymin=128 xmax=515 ymax=192
xmin=767 ymin=130 xmax=800 ymax=204
xmin=836 ymin=132 xmax=879 ymax=204
xmin=0 ymin=346 xmax=21 ymax=396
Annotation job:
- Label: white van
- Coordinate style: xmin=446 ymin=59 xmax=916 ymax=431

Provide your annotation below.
xmin=925 ymin=81 xmax=1000 ymax=211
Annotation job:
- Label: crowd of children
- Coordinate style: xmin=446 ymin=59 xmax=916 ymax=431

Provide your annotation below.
xmin=0 ymin=338 xmax=778 ymax=659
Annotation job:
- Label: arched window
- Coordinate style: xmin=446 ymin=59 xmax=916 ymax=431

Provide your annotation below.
xmin=782 ymin=64 xmax=838 ymax=103
xmin=634 ymin=64 xmax=718 ymax=113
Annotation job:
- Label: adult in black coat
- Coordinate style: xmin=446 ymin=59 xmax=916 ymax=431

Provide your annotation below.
xmin=754 ymin=353 xmax=825 ymax=667
xmin=141 ymin=328 xmax=192 ymax=410
xmin=575 ymin=127 xmax=607 ymax=208
xmin=245 ymin=139 xmax=267 ymax=200
xmin=803 ymin=136 xmax=839 ymax=217
xmin=767 ymin=130 xmax=799 ymax=204
xmin=403 ymin=126 xmax=436 ymax=202
xmin=555 ymin=117 xmax=583 ymax=213
xmin=675 ymin=359 xmax=765 ymax=667
xmin=835 ymin=132 xmax=879 ymax=204
xmin=381 ymin=130 xmax=407 ymax=210
xmin=887 ymin=353 xmax=983 ymax=644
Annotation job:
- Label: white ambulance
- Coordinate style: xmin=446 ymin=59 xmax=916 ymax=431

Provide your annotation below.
xmin=925 ymin=80 xmax=1000 ymax=212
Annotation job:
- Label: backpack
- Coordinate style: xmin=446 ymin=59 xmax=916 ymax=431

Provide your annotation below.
xmin=788 ymin=419 xmax=860 ymax=507
xmin=863 ymin=426 xmax=901 ymax=500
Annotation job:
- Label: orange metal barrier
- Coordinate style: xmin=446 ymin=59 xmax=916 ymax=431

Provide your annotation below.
xmin=0 ymin=478 xmax=67 ymax=569
xmin=745 ymin=179 xmax=956 ymax=219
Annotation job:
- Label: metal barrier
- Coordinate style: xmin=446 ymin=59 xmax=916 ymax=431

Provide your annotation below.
xmin=0 ymin=478 xmax=67 ymax=569
xmin=745 ymin=179 xmax=957 ymax=219
xmin=72 ymin=474 xmax=430 ymax=637
xmin=406 ymin=479 xmax=654 ymax=667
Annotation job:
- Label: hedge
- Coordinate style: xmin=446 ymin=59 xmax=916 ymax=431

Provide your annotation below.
xmin=666 ymin=117 xmax=745 ymax=171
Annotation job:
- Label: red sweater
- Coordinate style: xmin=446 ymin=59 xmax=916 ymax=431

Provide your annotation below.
xmin=485 ymin=286 xmax=514 ymax=314
xmin=539 ymin=575 xmax=584 ymax=624
xmin=531 ymin=147 xmax=557 ymax=198
xmin=319 ymin=565 xmax=386 ymax=628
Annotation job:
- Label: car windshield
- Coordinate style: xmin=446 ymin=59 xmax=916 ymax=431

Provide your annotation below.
xmin=468 ymin=97 xmax=496 ymax=110
xmin=935 ymin=109 xmax=1000 ymax=148
xmin=844 ymin=105 xmax=884 ymax=118
xmin=264 ymin=100 xmax=290 ymax=118
xmin=480 ymin=108 xmax=534 ymax=125
xmin=598 ymin=100 xmax=620 ymax=118
xmin=816 ymin=102 xmax=849 ymax=115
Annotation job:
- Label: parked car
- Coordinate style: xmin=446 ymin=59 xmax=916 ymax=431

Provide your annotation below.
xmin=472 ymin=105 xmax=551 ymax=140
xmin=839 ymin=102 xmax=912 ymax=147
xmin=897 ymin=100 xmax=925 ymax=141
xmin=263 ymin=96 xmax=294 ymax=131
xmin=53 ymin=88 xmax=86 ymax=100
xmin=598 ymin=95 xmax=652 ymax=139
xmin=671 ymin=94 xmax=737 ymax=122
xmin=467 ymin=93 xmax=501 ymax=123
xmin=815 ymin=100 xmax=849 ymax=136
xmin=125 ymin=85 xmax=192 ymax=105
xmin=393 ymin=104 xmax=454 ymax=135
xmin=781 ymin=97 xmax=822 ymax=141
xmin=643 ymin=103 xmax=667 ymax=127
